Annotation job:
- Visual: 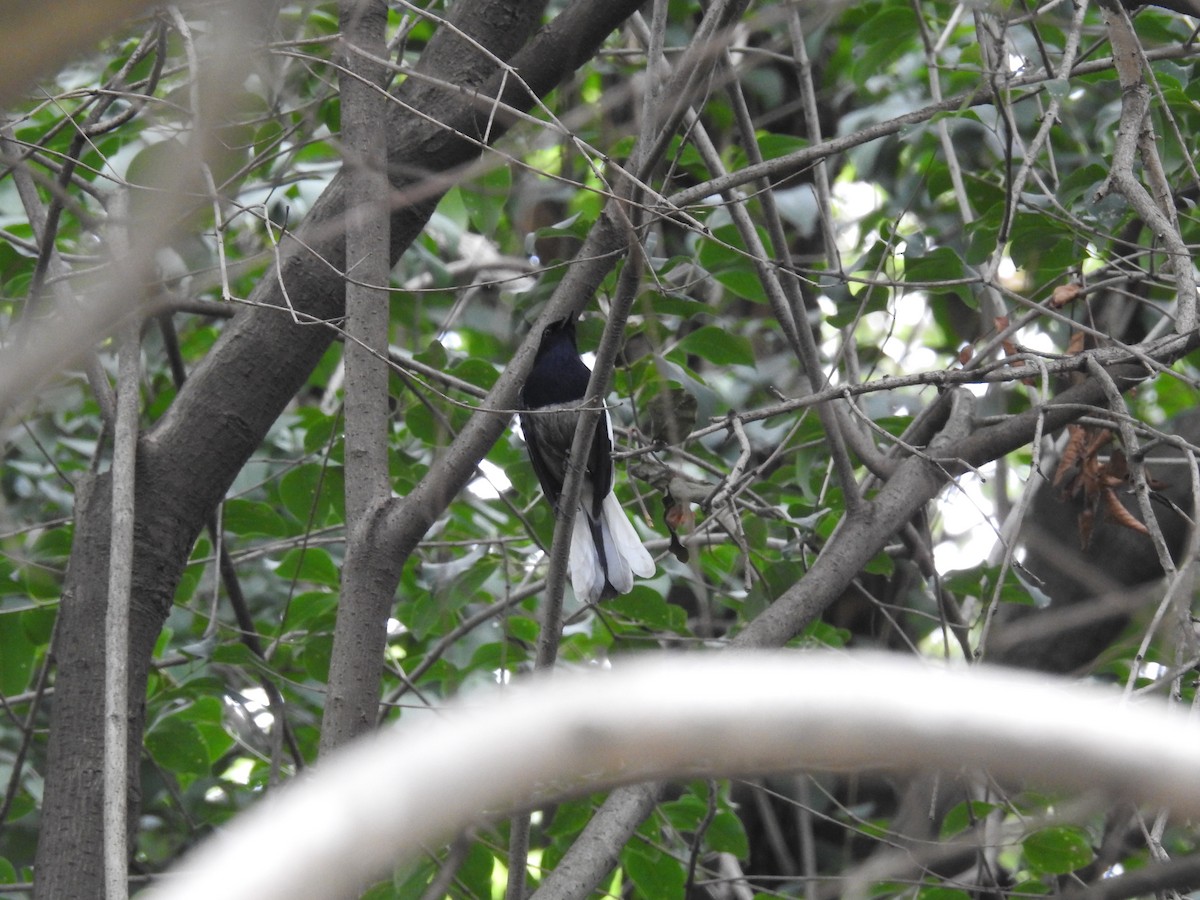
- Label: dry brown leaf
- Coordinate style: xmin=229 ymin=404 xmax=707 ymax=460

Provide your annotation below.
xmin=1054 ymin=424 xmax=1088 ymax=488
xmin=1077 ymin=507 xmax=1095 ymax=549
xmin=1105 ymin=447 xmax=1129 ymax=483
xmin=1050 ymin=283 xmax=1082 ymax=308
xmin=664 ymin=502 xmax=694 ymax=531
xmin=1066 ymin=330 xmax=1087 ymax=356
xmin=1083 ymin=427 xmax=1113 ymax=460
xmin=990 ymin=315 xmax=1018 ymax=359
xmin=1078 ymin=453 xmax=1104 ymax=499
xmin=1102 ymin=488 xmax=1150 ymax=535
xmin=1060 ymin=427 xmax=1159 ymax=548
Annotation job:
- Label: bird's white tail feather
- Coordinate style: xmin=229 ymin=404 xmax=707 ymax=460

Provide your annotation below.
xmin=569 ymin=512 xmax=605 ymax=604
xmin=601 ymin=492 xmax=655 ymax=580
xmin=567 ymin=492 xmax=655 ymax=604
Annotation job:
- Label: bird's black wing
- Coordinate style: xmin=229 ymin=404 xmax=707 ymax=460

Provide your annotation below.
xmin=586 ymin=407 xmax=614 ymax=519
xmin=520 ymin=411 xmax=564 ymax=509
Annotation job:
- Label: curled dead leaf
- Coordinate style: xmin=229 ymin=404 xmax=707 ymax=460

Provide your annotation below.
xmin=665 ymin=502 xmax=694 ymax=531
xmin=1101 ymin=488 xmax=1150 ymax=535
xmin=1051 ymin=283 xmax=1082 ymax=308
xmin=1106 ymin=448 xmax=1129 ymax=482
xmin=1083 ymin=427 xmax=1113 ymax=460
xmin=1054 ymin=424 xmax=1088 ymax=488
xmin=662 ymin=494 xmax=694 ymax=563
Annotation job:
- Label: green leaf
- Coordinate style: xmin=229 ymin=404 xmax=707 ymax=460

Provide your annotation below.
xmin=905 ymin=245 xmax=966 ymax=287
xmin=390 ymin=858 xmax=439 ymax=899
xmin=21 ymin=606 xmax=56 ymax=646
xmin=188 ymin=696 xmax=236 ymax=764
xmin=223 ymin=498 xmax=290 ymax=538
xmin=755 ymin=131 xmax=807 ymax=160
xmin=413 ymin=340 xmax=448 ymax=371
xmin=302 ymin=633 xmax=335 ymax=682
xmin=31 ymin=526 xmax=73 ymax=559
xmin=278 ymin=463 xmax=333 ymax=524
xmin=449 ymin=357 xmax=500 ymax=391
xmin=1022 ymin=825 xmax=1094 ymax=875
xmin=146 ymin=715 xmax=210 ymax=782
xmin=675 ymin=326 xmax=755 ymax=367
xmin=469 ymin=640 xmax=528 ymax=672
xmin=547 ymin=797 xmax=597 ymax=838
xmin=862 ymin=550 xmax=894 ymax=576
xmin=943 ymin=563 xmax=1032 ymax=606
xmin=707 ymin=809 xmax=750 ymax=858
xmin=0 ymin=611 xmax=34 ymax=694
xmin=275 ymin=547 xmax=340 ymax=588
xmin=126 ymin=138 xmax=186 ymax=191
xmin=400 ymin=592 xmax=443 ymax=642
xmin=606 ymin=588 xmax=684 ymax=632
xmin=800 ymin=619 xmax=850 ymax=649
xmin=1009 ymin=213 xmax=1077 ymax=279
xmin=940 ymin=800 xmax=998 ymax=838
xmin=829 ymin=283 xmax=888 ymax=328
xmin=436 ymin=186 xmax=469 ymax=231
xmin=852 ymin=7 xmax=917 ymax=85
xmin=697 ymin=224 xmax=770 ymax=303
xmin=359 ymin=880 xmax=402 ymax=900
xmin=283 ymin=590 xmax=338 ymax=632
xmin=211 ymin=642 xmax=259 ymax=667
xmin=916 ymin=888 xmax=971 ymax=900
xmin=621 ymin=845 xmax=686 ymax=897
xmin=253 ymin=120 xmax=284 ymax=167
xmin=507 ymin=615 xmax=539 ymax=643
xmin=20 ymin=563 xmax=61 ymax=601
xmin=462 ymin=165 xmax=510 ymax=235
xmin=296 ymin=405 xmax=339 ymax=455
xmin=456 ymin=840 xmax=496 ymax=899
xmin=406 ymin=402 xmax=441 ymax=445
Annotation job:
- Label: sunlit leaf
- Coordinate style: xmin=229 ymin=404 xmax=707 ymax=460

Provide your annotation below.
xmin=1022 ymin=826 xmax=1095 ymax=875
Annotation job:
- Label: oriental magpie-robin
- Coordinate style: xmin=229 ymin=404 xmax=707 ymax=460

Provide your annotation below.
xmin=520 ymin=317 xmax=655 ymax=604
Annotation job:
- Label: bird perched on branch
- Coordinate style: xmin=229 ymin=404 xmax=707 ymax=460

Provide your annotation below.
xmin=520 ymin=316 xmax=655 ymax=604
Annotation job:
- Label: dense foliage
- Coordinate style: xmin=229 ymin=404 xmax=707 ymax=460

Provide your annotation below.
xmin=2 ymin=0 xmax=1200 ymax=897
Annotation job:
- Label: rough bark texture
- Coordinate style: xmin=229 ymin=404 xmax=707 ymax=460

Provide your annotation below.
xmin=321 ymin=0 xmax=653 ymax=747
xmin=32 ymin=0 xmax=648 ymax=895
xmin=322 ymin=0 xmax=395 ymax=766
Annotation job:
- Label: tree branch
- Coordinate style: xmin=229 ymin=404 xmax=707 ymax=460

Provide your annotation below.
xmin=143 ymin=653 xmax=1200 ymax=900
xmin=319 ymin=0 xmax=392 ymax=758
xmin=324 ymin=0 xmax=650 ymax=749
xmin=1096 ymin=1 xmax=1198 ymax=332
xmin=103 ymin=317 xmax=139 ymax=900
xmin=37 ymin=0 xmax=647 ymax=893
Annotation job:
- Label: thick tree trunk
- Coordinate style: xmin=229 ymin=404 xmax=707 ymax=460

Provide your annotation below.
xmin=32 ymin=0 xmax=654 ymax=893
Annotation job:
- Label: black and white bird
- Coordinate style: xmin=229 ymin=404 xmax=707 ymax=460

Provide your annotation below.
xmin=519 ymin=317 xmax=655 ymax=604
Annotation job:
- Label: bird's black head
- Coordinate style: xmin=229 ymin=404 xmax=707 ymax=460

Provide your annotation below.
xmin=523 ymin=315 xmax=589 ymax=408
xmin=534 ymin=316 xmax=578 ymax=362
